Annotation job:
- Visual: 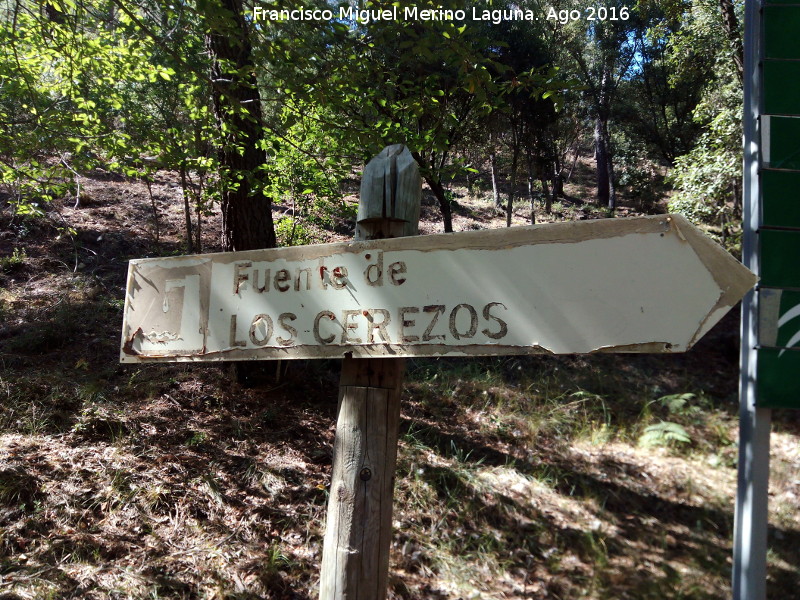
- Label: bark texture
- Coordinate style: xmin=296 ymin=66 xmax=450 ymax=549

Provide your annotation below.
xmin=719 ymin=0 xmax=744 ymax=84
xmin=206 ymin=0 xmax=276 ymax=252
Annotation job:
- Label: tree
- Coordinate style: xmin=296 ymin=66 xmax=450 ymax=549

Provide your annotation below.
xmin=550 ymin=0 xmax=642 ymax=209
xmin=664 ymin=0 xmax=745 ymax=247
xmin=106 ymin=0 xmax=217 ymax=252
xmin=1 ymin=0 xmax=279 ymax=252
xmin=202 ymin=0 xmax=275 ymax=251
xmin=481 ymin=3 xmax=564 ymax=224
xmin=262 ymin=0 xmax=510 ymax=233
xmin=719 ymin=0 xmax=744 ymax=84
xmin=0 ymin=0 xmax=164 ymax=213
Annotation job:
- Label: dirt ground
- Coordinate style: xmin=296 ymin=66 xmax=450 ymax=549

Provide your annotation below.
xmin=1 ymin=168 xmax=798 ymax=599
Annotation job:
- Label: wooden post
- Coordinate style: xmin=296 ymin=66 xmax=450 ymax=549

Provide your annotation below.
xmin=319 ymin=145 xmax=421 ymax=600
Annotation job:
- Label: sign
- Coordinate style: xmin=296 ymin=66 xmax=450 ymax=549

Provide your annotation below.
xmin=120 ymin=214 xmax=755 ymax=363
xmin=757 ymin=287 xmax=800 ymax=408
xmin=764 ymin=4 xmax=800 ymax=60
xmin=751 ymin=6 xmax=800 ymax=410
xmin=762 ymin=61 xmax=800 ymax=115
xmin=735 ymin=3 xmax=798 ymax=598
xmin=756 ymin=349 xmax=800 ymax=409
xmin=758 ymin=287 xmax=800 ymax=408
xmin=759 ymin=288 xmax=800 ymax=351
xmin=761 ymin=115 xmax=800 ymax=170
xmin=758 ymin=229 xmax=800 ymax=288
xmin=761 ymin=169 xmax=800 ymax=228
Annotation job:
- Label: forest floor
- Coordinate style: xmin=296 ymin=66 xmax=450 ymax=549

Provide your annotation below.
xmin=1 ymin=164 xmax=799 ymax=599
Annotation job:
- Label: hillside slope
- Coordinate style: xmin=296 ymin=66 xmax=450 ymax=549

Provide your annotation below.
xmin=1 ymin=171 xmax=798 ymax=599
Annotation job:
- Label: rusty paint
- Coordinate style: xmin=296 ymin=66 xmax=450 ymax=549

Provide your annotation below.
xmin=591 ymin=342 xmax=672 ymax=353
xmin=122 ymin=327 xmax=143 ymax=356
xmin=119 ymin=342 xmax=560 ymax=362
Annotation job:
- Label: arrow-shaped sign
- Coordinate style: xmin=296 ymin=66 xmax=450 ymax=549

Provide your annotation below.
xmin=120 ymin=214 xmax=756 ymax=362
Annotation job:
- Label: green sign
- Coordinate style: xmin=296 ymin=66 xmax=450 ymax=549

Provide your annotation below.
xmin=763 ymin=62 xmax=800 ymax=115
xmin=759 ymin=288 xmax=800 ymax=349
xmin=758 ymin=5 xmax=800 ymax=409
xmin=761 ymin=169 xmax=800 ymax=228
xmin=757 ymin=348 xmax=800 ymax=408
xmin=762 ymin=116 xmax=800 ymax=170
xmin=764 ymin=6 xmax=800 ymax=60
xmin=759 ymin=229 xmax=800 ymax=288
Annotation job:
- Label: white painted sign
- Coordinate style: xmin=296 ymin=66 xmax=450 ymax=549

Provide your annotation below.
xmin=120 ymin=214 xmax=756 ymax=362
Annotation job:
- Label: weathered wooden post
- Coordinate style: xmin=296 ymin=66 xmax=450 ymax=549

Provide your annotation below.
xmin=319 ymin=144 xmax=421 ymax=600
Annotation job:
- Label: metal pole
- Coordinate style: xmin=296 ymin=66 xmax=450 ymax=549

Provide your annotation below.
xmin=733 ymin=1 xmax=772 ymax=598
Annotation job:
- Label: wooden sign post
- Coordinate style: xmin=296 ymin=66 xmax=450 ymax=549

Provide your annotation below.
xmin=319 ymin=144 xmax=421 ymax=599
xmin=119 ymin=146 xmax=757 ymax=600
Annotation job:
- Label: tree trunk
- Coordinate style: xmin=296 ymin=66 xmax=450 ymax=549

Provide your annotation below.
xmin=550 ymin=148 xmax=562 ymax=201
xmin=193 ymin=123 xmax=207 ymax=253
xmin=552 ymin=172 xmax=563 ymax=200
xmin=410 ymin=150 xmax=453 ymax=233
xmin=179 ymin=165 xmax=194 ymax=254
xmin=506 ymin=143 xmax=520 ymax=228
xmin=541 ymin=176 xmax=552 ymax=216
xmin=526 ymin=149 xmax=536 ymax=224
xmin=719 ymin=0 xmax=744 ymax=85
xmin=490 ymin=151 xmax=501 ymax=210
xmin=594 ymin=117 xmax=610 ymax=207
xmin=602 ymin=118 xmax=616 ymax=211
xmin=426 ymin=177 xmax=453 ymax=233
xmin=733 ymin=178 xmax=743 ymax=219
xmin=563 ymin=140 xmax=580 ymax=195
xmin=466 ymin=167 xmax=475 ymax=195
xmin=205 ymin=0 xmax=276 ymax=385
xmin=206 ymin=0 xmax=275 ymax=252
xmin=195 ymin=173 xmax=205 ymax=252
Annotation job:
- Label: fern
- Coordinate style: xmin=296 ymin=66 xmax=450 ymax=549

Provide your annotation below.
xmin=638 ymin=421 xmax=692 ymax=448
xmin=659 ymin=393 xmax=700 ymax=416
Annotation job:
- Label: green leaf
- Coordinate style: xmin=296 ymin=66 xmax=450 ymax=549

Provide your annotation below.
xmin=638 ymin=422 xmax=692 ymax=448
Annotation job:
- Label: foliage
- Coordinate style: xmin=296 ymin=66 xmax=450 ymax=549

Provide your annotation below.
xmin=259 ymin=0 xmax=570 ymax=231
xmin=260 ymin=102 xmax=352 ymax=244
xmin=0 ymin=0 xmax=179 ymax=212
xmin=615 ymin=1 xmax=711 ymax=164
xmin=667 ymin=80 xmax=742 ymax=233
xmin=664 ymin=0 xmax=744 ymax=244
xmin=548 ymin=0 xmax=647 ymax=208
xmin=612 ymin=131 xmax=663 ymax=210
xmin=0 ymin=247 xmax=26 ymax=272
xmin=0 ymin=0 xmax=746 ymax=244
xmin=638 ymin=393 xmax=700 ymax=448
xmin=658 ymin=392 xmax=702 ymax=416
xmin=639 ymin=420 xmax=692 ymax=448
xmin=275 ymin=216 xmax=313 ymax=247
